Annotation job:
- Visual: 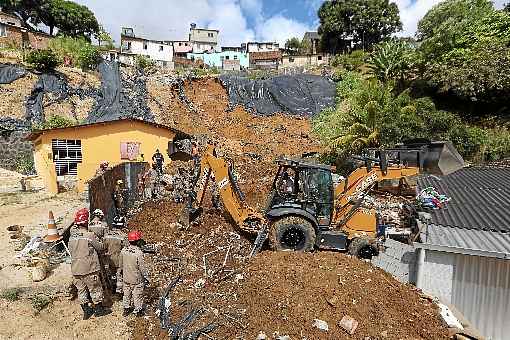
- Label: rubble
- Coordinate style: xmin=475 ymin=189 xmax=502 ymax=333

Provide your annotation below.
xmin=127 ymin=200 xmax=449 ymax=340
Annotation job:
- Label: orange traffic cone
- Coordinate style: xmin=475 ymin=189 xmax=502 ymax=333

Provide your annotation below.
xmin=44 ymin=211 xmax=62 ymax=243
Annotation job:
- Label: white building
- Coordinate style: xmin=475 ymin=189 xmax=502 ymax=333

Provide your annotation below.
xmin=244 ymin=41 xmax=279 ymax=53
xmin=120 ymin=27 xmax=174 ymax=69
xmin=189 ymin=23 xmax=219 ymax=53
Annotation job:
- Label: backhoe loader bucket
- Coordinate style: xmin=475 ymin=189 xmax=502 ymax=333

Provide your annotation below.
xmin=168 ymin=138 xmax=193 ymax=162
xmin=399 ymin=141 xmax=465 ymax=176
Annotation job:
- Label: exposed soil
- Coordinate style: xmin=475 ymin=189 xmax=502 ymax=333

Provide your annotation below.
xmin=127 ymin=199 xmax=449 ymax=340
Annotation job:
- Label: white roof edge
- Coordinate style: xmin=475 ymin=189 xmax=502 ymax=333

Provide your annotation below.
xmin=415 ymin=242 xmax=510 ymax=260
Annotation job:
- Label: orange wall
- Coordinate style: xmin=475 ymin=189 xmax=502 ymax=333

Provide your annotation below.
xmin=32 ymin=120 xmax=176 ymax=194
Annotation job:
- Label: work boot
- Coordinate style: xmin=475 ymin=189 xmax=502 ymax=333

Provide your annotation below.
xmin=93 ymin=304 xmax=112 ymax=317
xmin=80 ymin=304 xmax=94 ymax=320
xmin=122 ymin=308 xmax=132 ymax=317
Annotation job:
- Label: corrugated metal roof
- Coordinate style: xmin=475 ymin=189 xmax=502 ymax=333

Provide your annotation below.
xmin=418 ymin=167 xmax=510 ymax=233
xmin=421 ymin=223 xmax=510 ymax=255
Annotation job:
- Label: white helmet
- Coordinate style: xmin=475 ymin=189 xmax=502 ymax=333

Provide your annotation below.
xmin=93 ymin=209 xmax=104 ymax=217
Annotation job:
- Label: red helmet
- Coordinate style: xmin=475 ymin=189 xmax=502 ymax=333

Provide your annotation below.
xmin=75 ymin=208 xmax=89 ymax=225
xmin=128 ymin=230 xmax=142 ymax=242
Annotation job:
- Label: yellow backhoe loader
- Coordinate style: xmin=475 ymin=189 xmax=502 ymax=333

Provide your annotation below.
xmin=168 ymin=139 xmax=464 ymax=258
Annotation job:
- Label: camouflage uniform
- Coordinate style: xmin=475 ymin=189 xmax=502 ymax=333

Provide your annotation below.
xmin=103 ymin=229 xmax=129 ymax=294
xmin=88 ymin=217 xmax=108 ymax=240
xmin=68 ymin=228 xmax=105 ymax=305
xmin=120 ymin=245 xmax=149 ymax=313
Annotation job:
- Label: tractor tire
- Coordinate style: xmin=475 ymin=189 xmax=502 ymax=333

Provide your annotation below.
xmin=269 ymin=216 xmax=316 ymax=252
xmin=348 ymin=238 xmax=378 ymax=260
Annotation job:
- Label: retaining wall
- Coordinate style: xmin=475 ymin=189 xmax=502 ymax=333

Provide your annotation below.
xmin=372 ymin=238 xmax=417 ymax=284
xmin=0 ymin=130 xmax=33 ymax=171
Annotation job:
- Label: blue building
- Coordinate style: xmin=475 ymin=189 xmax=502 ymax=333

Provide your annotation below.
xmin=187 ymin=51 xmax=249 ymax=69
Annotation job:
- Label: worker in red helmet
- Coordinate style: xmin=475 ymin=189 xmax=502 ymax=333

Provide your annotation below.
xmin=68 ymin=208 xmax=111 ymax=320
xmin=119 ymin=230 xmax=149 ymax=317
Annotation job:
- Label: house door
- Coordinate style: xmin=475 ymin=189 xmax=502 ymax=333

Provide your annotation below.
xmin=52 ymin=139 xmax=82 ymax=190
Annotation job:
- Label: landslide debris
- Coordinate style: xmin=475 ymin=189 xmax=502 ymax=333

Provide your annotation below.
xmin=128 ymin=200 xmax=449 ymax=340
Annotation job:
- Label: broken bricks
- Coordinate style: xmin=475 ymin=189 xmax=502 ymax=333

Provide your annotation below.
xmin=339 ymin=315 xmax=359 ymax=335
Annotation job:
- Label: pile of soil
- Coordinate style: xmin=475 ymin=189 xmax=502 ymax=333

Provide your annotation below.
xmin=127 ymin=200 xmax=449 ymax=340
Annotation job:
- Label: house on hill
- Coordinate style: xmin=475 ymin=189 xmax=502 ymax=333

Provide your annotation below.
xmin=27 ymin=118 xmax=188 ymax=194
xmin=0 ymin=11 xmax=50 ymax=50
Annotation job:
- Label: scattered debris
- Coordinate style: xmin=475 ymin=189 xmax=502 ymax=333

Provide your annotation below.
xmin=339 ymin=315 xmax=359 ymax=335
xmin=312 ymin=318 xmax=329 ymax=331
xmin=416 ymin=186 xmax=451 ymax=210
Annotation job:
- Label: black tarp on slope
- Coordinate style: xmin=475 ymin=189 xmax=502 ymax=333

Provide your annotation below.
xmin=87 ymin=61 xmax=154 ymax=123
xmin=26 ymin=73 xmax=68 ymax=124
xmin=0 ymin=63 xmax=27 ymax=84
xmin=219 ymin=74 xmax=336 ymax=117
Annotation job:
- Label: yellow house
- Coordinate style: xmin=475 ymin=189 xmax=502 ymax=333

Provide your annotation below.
xmin=28 ymin=118 xmax=188 ymax=194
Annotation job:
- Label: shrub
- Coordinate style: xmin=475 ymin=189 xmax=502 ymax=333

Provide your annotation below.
xmin=0 ymin=288 xmax=23 ymax=301
xmin=331 ymin=50 xmax=367 ymax=71
xmin=135 ymin=55 xmax=155 ymax=70
xmin=34 ymin=115 xmax=76 ymax=130
xmin=48 ymin=36 xmax=100 ymax=71
xmin=26 ymin=49 xmax=60 ymax=71
xmin=16 ymin=154 xmax=35 ymax=175
xmin=30 ymin=294 xmax=52 ymax=313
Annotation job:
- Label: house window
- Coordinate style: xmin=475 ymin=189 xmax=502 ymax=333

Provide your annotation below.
xmin=0 ymin=24 xmax=6 ymax=37
xmin=267 ymin=45 xmax=272 ymax=50
xmin=208 ymin=32 xmax=213 ymax=38
xmin=289 ymin=57 xmax=294 ymax=63
xmin=159 ymin=45 xmax=164 ymax=51
xmin=124 ymin=41 xmax=132 ymax=51
xmin=318 ymin=55 xmax=322 ymax=60
xmin=143 ymin=42 xmax=148 ymax=50
xmin=52 ymin=139 xmax=82 ymax=176
xmin=220 ymin=56 xmax=225 ymax=61
xmin=225 ymin=56 xmax=230 ymax=60
xmin=233 ymin=55 xmax=238 ymax=60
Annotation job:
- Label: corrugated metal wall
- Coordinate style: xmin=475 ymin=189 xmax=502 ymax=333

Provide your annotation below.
xmin=452 ymin=254 xmax=510 ymax=340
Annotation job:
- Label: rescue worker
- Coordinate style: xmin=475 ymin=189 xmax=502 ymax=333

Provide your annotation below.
xmin=103 ymin=226 xmax=129 ymax=295
xmin=113 ymin=179 xmax=127 ymax=216
xmin=191 ymin=141 xmax=200 ymax=164
xmin=88 ymin=209 xmax=108 ymax=240
xmin=120 ymin=231 xmax=149 ymax=317
xmin=152 ymin=149 xmax=164 ymax=175
xmin=112 ymin=214 xmax=127 ymax=229
xmin=279 ymin=170 xmax=294 ymax=195
xmin=142 ymin=163 xmax=158 ymax=200
xmin=68 ymin=208 xmax=111 ymax=320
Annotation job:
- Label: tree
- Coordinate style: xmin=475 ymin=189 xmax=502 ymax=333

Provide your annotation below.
xmin=368 ymin=39 xmax=416 ymax=84
xmin=317 ymin=0 xmax=402 ymax=53
xmin=299 ymin=38 xmax=311 ymax=54
xmin=417 ymin=0 xmax=510 ymax=103
xmin=39 ymin=0 xmax=99 ymax=37
xmin=284 ymin=37 xmax=301 ymax=55
xmin=2 ymin=0 xmax=99 ymax=38
xmin=504 ymin=3 xmax=510 ymax=12
xmin=98 ymin=26 xmax=114 ymax=50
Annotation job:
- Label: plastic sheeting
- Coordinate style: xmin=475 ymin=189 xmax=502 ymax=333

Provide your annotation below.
xmin=26 ymin=73 xmax=68 ymax=124
xmin=87 ymin=61 xmax=154 ymax=123
xmin=219 ymin=74 xmax=336 ymax=117
xmin=0 ymin=63 xmax=27 ymax=84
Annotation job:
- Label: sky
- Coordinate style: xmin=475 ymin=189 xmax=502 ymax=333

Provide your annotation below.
xmin=75 ymin=0 xmax=508 ymax=46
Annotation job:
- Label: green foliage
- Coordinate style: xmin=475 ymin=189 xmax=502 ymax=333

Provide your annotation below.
xmin=417 ymin=0 xmax=510 ymax=103
xmin=318 ymin=0 xmax=402 ymax=53
xmin=300 ymin=38 xmax=311 ymax=54
xmin=330 ymin=50 xmax=367 ymax=71
xmin=3 ymin=0 xmax=99 ymax=38
xmin=30 ymin=294 xmax=52 ymax=313
xmin=49 ymin=36 xmax=99 ymax=70
xmin=135 ymin=55 xmax=155 ymax=70
xmin=26 ymin=49 xmax=60 ymax=71
xmin=312 ymin=72 xmax=495 ymax=160
xmin=368 ymin=39 xmax=416 ymax=83
xmin=0 ymin=288 xmax=23 ymax=301
xmin=97 ymin=27 xmax=114 ymax=50
xmin=285 ymin=37 xmax=301 ymax=55
xmin=34 ymin=115 xmax=76 ymax=130
xmin=16 ymin=154 xmax=35 ymax=175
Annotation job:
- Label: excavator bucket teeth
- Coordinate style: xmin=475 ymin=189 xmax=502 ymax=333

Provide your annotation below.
xmin=400 ymin=141 xmax=465 ymax=176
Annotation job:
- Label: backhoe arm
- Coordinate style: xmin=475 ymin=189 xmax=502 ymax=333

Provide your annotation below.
xmin=185 ymin=145 xmax=264 ymax=234
xmin=332 ymin=166 xmax=419 ymax=237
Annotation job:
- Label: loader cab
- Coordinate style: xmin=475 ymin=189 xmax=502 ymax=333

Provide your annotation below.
xmin=267 ymin=159 xmax=334 ymax=229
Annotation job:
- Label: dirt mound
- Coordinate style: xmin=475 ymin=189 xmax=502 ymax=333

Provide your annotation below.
xmin=127 ymin=200 xmax=448 ymax=340
xmin=238 ymin=251 xmax=448 ymax=339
